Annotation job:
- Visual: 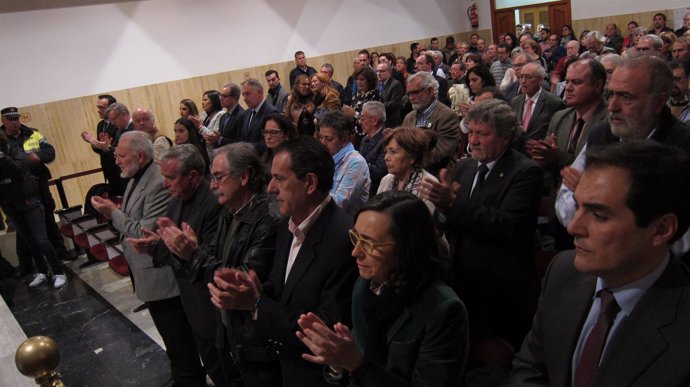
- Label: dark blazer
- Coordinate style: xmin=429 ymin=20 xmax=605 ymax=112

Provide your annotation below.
xmin=358 ymin=130 xmax=386 ymax=194
xmin=256 ymin=199 xmax=358 ymax=387
xmin=111 ymin=162 xmax=178 ymax=302
xmin=239 ymin=101 xmax=278 ymax=153
xmin=152 ymin=180 xmax=222 ymax=340
xmin=380 ymin=77 xmax=404 ymax=128
xmin=344 ymin=278 xmax=469 ymax=387
xmin=435 ymin=74 xmax=452 ymax=107
xmin=511 ymin=251 xmax=690 ymax=387
xmin=511 ymin=91 xmax=567 ymax=155
xmin=446 ymin=148 xmax=543 ymax=349
xmin=218 ymin=105 xmax=245 ymax=146
xmin=587 ymin=106 xmax=690 ymax=152
xmin=546 ymin=99 xmax=609 ymax=171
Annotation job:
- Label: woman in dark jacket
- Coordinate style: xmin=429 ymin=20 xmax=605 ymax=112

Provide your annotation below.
xmin=297 ymin=191 xmax=469 ymax=386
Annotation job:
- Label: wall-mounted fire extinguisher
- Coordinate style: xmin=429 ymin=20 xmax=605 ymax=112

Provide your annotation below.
xmin=467 ymin=2 xmax=479 ymax=28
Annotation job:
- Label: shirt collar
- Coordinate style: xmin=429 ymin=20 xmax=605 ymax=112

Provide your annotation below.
xmin=288 ymin=195 xmax=331 ymax=243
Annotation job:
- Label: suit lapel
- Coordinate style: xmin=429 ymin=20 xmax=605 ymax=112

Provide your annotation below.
xmin=387 ymin=308 xmax=412 ymax=344
xmin=124 ymin=165 xmax=152 ymax=213
xmin=280 ymin=202 xmax=334 ymax=303
xmin=596 ymin=260 xmax=688 ymax=386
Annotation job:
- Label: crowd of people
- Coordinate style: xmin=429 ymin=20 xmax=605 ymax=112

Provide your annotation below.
xmin=2 ymin=10 xmax=690 ymax=387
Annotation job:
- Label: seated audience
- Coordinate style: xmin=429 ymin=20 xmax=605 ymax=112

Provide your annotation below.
xmin=358 ymin=101 xmax=387 ymax=194
xmin=297 ymin=191 xmax=469 ymax=387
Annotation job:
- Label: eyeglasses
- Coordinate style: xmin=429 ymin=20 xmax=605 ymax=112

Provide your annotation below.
xmin=263 ymin=129 xmax=284 ymax=137
xmin=348 ymin=229 xmax=395 ymax=254
xmin=210 ymin=173 xmax=231 ymax=184
xmin=406 ymin=88 xmax=427 ymax=97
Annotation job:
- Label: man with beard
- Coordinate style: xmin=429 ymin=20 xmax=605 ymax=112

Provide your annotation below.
xmin=670 ymin=60 xmax=690 ymax=123
xmin=555 ymin=56 xmax=690 ymax=257
xmin=401 ymin=71 xmax=459 ymax=176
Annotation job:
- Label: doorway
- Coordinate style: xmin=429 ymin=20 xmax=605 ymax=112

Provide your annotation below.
xmin=490 ymin=0 xmax=572 ymax=44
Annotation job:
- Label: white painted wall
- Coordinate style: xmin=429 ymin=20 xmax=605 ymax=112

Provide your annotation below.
xmin=0 ymin=0 xmax=475 ymax=107
xmin=1 ymin=0 xmax=686 ymax=107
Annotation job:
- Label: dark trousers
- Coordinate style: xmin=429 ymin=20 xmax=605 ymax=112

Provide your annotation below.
xmin=16 ymin=180 xmax=69 ymax=271
xmin=147 ymin=296 xmax=207 ymax=387
xmin=178 ymin=277 xmax=231 ymax=387
xmin=9 ymin=204 xmax=63 ymax=276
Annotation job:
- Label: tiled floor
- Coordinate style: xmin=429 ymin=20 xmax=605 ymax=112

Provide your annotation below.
xmin=0 ymin=246 xmax=172 ymax=386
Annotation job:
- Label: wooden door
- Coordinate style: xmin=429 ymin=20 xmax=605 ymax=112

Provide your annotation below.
xmin=493 ymin=9 xmax=516 ymax=43
xmin=549 ymin=2 xmax=572 ymax=37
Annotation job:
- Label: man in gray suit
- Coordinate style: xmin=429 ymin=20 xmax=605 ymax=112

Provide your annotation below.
xmin=265 ymin=70 xmax=289 ymax=113
xmin=511 ymin=141 xmax=690 ymax=387
xmin=510 ymin=62 xmax=567 ymax=155
xmin=91 ymin=131 xmax=206 ymax=387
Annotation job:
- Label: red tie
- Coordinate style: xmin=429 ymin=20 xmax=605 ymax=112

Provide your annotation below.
xmin=574 ymin=289 xmax=620 ymax=387
xmin=522 ymin=98 xmax=533 ymax=131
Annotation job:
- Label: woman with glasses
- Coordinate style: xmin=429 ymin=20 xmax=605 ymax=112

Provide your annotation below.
xmin=296 ymin=190 xmax=468 ymax=387
xmin=377 ymin=127 xmax=438 ymax=215
xmin=261 ymin=113 xmax=299 ymax=165
xmin=285 ymin=74 xmax=316 ymax=137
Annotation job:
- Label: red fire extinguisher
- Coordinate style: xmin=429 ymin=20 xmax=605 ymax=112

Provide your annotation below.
xmin=467 ymin=2 xmax=479 ymax=28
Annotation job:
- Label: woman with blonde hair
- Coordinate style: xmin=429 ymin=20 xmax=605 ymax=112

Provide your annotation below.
xmin=285 ymin=74 xmax=316 ymax=136
xmin=311 ymin=72 xmax=341 ymax=123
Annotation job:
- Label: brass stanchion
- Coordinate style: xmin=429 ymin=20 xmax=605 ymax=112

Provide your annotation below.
xmin=15 ymin=336 xmax=65 ymax=387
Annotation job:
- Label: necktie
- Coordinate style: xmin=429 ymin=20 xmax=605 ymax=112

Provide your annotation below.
xmin=471 ymin=164 xmax=489 ymax=200
xmin=574 ymin=289 xmax=620 ymax=387
xmin=522 ymin=98 xmax=534 ymax=131
xmin=379 ymin=81 xmax=385 ymax=94
xmin=568 ymin=118 xmax=585 ymax=154
xmin=247 ymin=109 xmax=256 ymax=129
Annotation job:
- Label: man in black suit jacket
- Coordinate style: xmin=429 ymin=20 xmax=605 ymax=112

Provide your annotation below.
xmin=358 ymin=101 xmax=387 ymax=193
xmin=510 ymin=62 xmax=566 ymax=155
xmin=422 ymin=99 xmax=543 ymax=352
xmin=127 ymin=144 xmax=227 ymax=386
xmin=208 ymin=137 xmax=358 ymax=387
xmin=216 ymin=83 xmax=245 ymax=146
xmin=415 ymin=53 xmax=451 ymax=106
xmin=512 ymin=141 xmax=690 ymax=387
xmin=239 ymin=78 xmax=278 ymax=153
xmin=376 ymin=62 xmax=403 ymax=128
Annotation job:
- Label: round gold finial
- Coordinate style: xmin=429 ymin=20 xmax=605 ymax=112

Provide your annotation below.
xmin=15 ymin=336 xmax=61 ymax=379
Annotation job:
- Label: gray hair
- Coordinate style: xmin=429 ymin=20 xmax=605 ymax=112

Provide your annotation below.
xmin=133 ymin=107 xmax=155 ymax=121
xmin=585 ymin=30 xmax=605 ymax=43
xmin=640 ymin=34 xmax=663 ymax=50
xmin=523 ymin=62 xmax=547 ymax=80
xmin=407 ymin=71 xmax=439 ymax=94
xmin=105 ymin=102 xmax=129 ymax=118
xmin=241 ymin=78 xmax=264 ymax=93
xmin=159 ymin=144 xmax=205 ymax=175
xmin=633 ymin=26 xmax=648 ymax=36
xmin=120 ymin=131 xmax=153 ymax=161
xmin=214 ymin=142 xmax=266 ymax=193
xmin=320 ymin=63 xmax=335 ymax=76
xmin=599 ymin=53 xmax=624 ymax=67
xmin=566 ymin=40 xmax=581 ymax=50
xmin=222 ymin=82 xmax=241 ymax=98
xmin=621 ymin=55 xmax=672 ymax=96
xmin=466 ymin=99 xmax=520 ymax=142
xmin=362 ymin=101 xmax=386 ymax=124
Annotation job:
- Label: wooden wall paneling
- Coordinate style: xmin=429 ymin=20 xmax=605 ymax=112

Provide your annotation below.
xmin=572 ymin=9 xmax=673 ymax=40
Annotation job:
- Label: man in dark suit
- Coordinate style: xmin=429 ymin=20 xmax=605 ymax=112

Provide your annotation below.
xmin=216 ymin=82 xmax=245 ymax=146
xmin=422 ymin=99 xmax=543 ymax=353
xmin=359 ymin=101 xmax=387 ymax=194
xmin=289 ymin=51 xmax=317 ymax=88
xmin=510 ymin=62 xmax=567 ymax=155
xmin=319 ymin=64 xmax=344 ymax=95
xmin=376 ymin=62 xmax=403 ymax=128
xmin=91 ymin=131 xmax=206 ymax=387
xmin=402 ymin=71 xmax=460 ymax=176
xmin=127 ymin=144 xmax=227 ymax=387
xmin=238 ymin=78 xmax=278 ymax=153
xmin=207 ymin=136 xmax=358 ymax=387
xmin=512 ymin=141 xmax=690 ymax=387
xmin=80 ymin=94 xmax=128 ymax=195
